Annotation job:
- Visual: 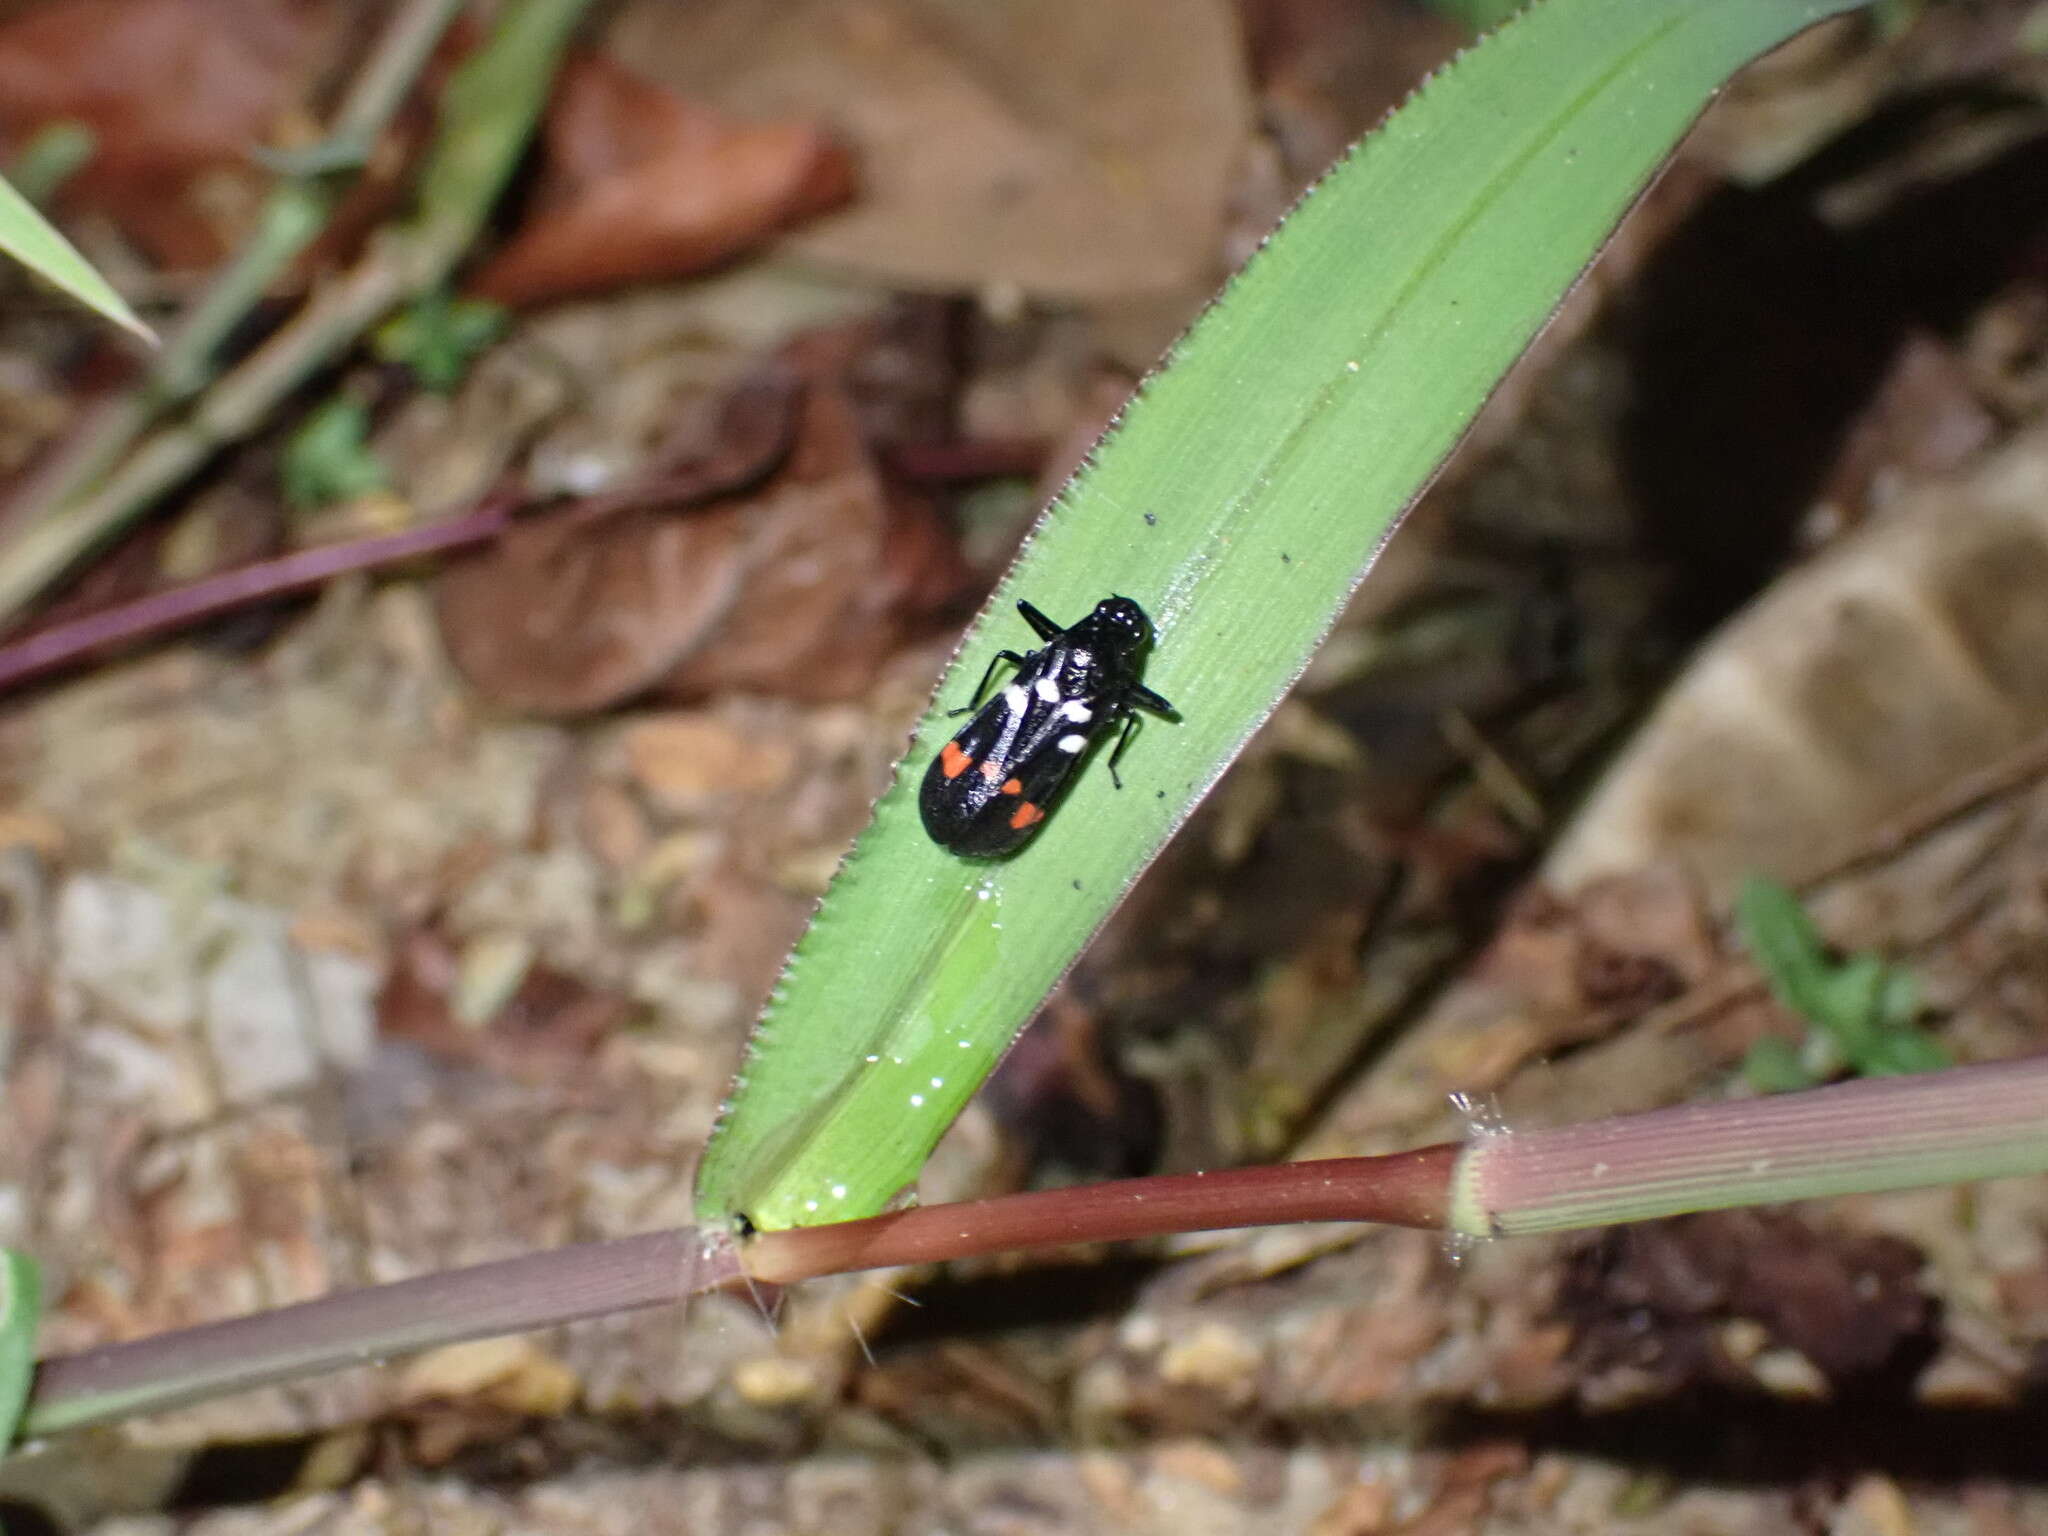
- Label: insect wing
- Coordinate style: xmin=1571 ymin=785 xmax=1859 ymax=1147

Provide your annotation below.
xmin=919 ymin=644 xmax=1106 ymax=856
xmin=919 ymin=667 xmax=1041 ymax=843
xmin=932 ymin=705 xmax=1099 ymax=856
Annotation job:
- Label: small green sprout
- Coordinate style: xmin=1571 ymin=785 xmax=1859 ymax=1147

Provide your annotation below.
xmin=281 ymin=394 xmax=387 ymax=510
xmin=372 ymin=289 xmax=507 ymax=394
xmin=1737 ymin=874 xmax=1949 ymax=1093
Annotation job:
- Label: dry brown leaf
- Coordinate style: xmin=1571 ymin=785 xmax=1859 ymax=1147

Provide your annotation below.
xmin=1814 ymin=329 xmax=2000 ymax=523
xmin=469 ymin=50 xmax=855 ymax=308
xmin=603 ymin=0 xmax=1250 ymax=302
xmin=434 ymin=372 xmax=800 ymax=714
xmin=0 ymin=0 xmax=328 ymax=268
xmin=438 ymin=498 xmax=754 ymax=715
xmin=438 ymin=332 xmax=971 ymax=714
xmin=659 ymin=333 xmax=972 ymax=702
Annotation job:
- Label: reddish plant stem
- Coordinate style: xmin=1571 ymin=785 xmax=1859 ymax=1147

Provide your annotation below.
xmin=743 ymin=1145 xmax=1460 ymax=1285
xmin=0 ymin=502 xmax=511 ymax=695
xmin=21 ymin=1149 xmax=1457 ymax=1435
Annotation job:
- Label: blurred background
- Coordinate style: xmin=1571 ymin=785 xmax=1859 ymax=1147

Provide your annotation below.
xmin=2 ymin=0 xmax=2048 ymax=1530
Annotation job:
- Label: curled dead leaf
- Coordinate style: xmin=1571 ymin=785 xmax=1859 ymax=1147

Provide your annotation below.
xmin=438 ymin=329 xmax=972 ymax=714
xmin=658 ymin=346 xmax=970 ymax=703
xmin=470 ymin=51 xmax=856 ymax=308
xmin=434 ymin=371 xmax=799 ymax=714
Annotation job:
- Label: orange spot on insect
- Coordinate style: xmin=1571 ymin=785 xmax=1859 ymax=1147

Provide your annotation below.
xmin=1009 ymin=802 xmax=1044 ymax=830
xmin=940 ymin=742 xmax=971 ymax=779
xmin=1000 ymin=778 xmax=1023 ymax=796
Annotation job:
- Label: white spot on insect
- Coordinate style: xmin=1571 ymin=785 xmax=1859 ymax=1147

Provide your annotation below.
xmin=1057 ymin=733 xmax=1087 ymax=753
xmin=1059 ymin=700 xmax=1092 ymax=723
xmin=1034 ymin=676 xmax=1061 ymax=702
xmin=1003 ymin=683 xmax=1029 ymax=714
xmin=930 ymin=1077 xmax=944 ymax=1088
xmin=910 ymin=1094 xmax=925 ymax=1108
xmin=832 ymin=1184 xmax=847 ymax=1199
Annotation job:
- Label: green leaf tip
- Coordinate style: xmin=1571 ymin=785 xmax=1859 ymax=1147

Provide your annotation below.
xmin=0 ymin=171 xmax=154 ymax=343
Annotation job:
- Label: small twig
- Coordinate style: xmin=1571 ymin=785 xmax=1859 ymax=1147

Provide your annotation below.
xmin=0 ymin=245 xmax=415 ymax=622
xmin=0 ymin=366 xmax=801 ymax=696
xmin=3 ymin=0 xmax=467 ymax=527
xmin=1800 ymin=725 xmax=2048 ymax=891
xmin=0 ymin=499 xmax=512 ymax=694
xmin=1438 ymin=705 xmax=1546 ymax=833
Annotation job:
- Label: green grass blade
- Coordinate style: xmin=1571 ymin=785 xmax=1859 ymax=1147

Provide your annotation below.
xmin=697 ymin=0 xmax=1872 ymax=1233
xmin=1738 ymin=875 xmax=1838 ymax=1024
xmin=0 ymin=1250 xmax=41 ymax=1451
xmin=0 ymin=171 xmax=153 ymax=342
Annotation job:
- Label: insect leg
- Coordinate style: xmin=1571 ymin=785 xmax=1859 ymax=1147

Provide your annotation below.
xmin=950 ymin=650 xmax=1029 ymax=716
xmin=1106 ymin=709 xmax=1143 ymax=789
xmin=1016 ymin=600 xmax=1065 ymax=642
xmin=1129 ymin=683 xmax=1174 ymax=717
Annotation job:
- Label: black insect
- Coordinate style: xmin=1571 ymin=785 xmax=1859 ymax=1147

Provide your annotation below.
xmin=920 ymin=595 xmax=1174 ymax=857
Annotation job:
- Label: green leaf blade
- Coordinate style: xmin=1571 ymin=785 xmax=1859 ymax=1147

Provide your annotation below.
xmin=1738 ymin=874 xmax=1833 ymax=1020
xmin=0 ymin=171 xmax=154 ymax=343
xmin=698 ymin=0 xmax=1872 ymax=1233
xmin=0 ymin=1250 xmax=41 ymax=1451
